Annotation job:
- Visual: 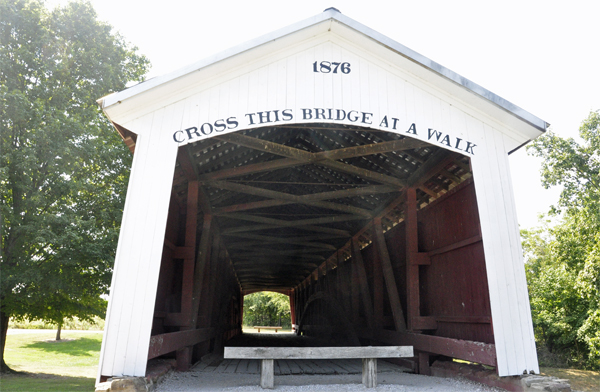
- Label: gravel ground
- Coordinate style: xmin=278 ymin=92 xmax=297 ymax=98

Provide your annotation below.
xmin=156 ymin=369 xmax=504 ymax=391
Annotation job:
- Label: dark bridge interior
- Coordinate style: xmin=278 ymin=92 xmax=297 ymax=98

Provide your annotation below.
xmin=128 ymin=123 xmax=496 ymax=375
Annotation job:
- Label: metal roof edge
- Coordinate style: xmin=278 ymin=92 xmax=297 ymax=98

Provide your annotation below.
xmin=99 ymin=8 xmax=548 ymax=134
xmin=99 ymin=9 xmax=339 ymax=109
xmin=329 ymin=12 xmax=548 ymax=134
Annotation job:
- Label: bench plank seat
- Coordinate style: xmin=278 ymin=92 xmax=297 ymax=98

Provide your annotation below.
xmin=224 ymin=346 xmax=413 ymax=389
xmin=224 ymin=346 xmax=413 ymax=359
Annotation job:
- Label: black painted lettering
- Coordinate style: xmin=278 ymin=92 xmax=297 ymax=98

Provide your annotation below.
xmin=455 ymin=138 xmax=462 ymax=149
xmin=361 ymin=112 xmax=373 ymax=125
xmin=440 ymin=134 xmax=451 ymax=146
xmin=407 ymin=123 xmax=417 ymax=134
xmin=272 ymin=110 xmax=280 ymax=122
xmin=282 ymin=109 xmax=293 ymax=121
xmin=465 ymin=141 xmax=476 ymax=155
xmin=336 ymin=109 xmax=346 ymax=121
xmin=379 ymin=116 xmax=389 ymax=128
xmin=173 ymin=130 xmax=185 ymax=143
xmin=428 ymin=128 xmax=442 ymax=141
xmin=348 ymin=110 xmax=359 ymax=122
xmin=257 ymin=111 xmax=271 ymax=124
xmin=185 ymin=126 xmax=201 ymax=140
xmin=227 ymin=117 xmax=239 ymax=129
xmin=302 ymin=108 xmax=313 ymax=120
xmin=327 ymin=108 xmax=333 ymax=120
xmin=214 ymin=119 xmax=226 ymax=132
xmin=245 ymin=113 xmax=256 ymax=125
xmin=200 ymin=123 xmax=213 ymax=135
xmin=391 ymin=118 xmax=400 ymax=130
xmin=315 ymin=108 xmax=326 ymax=120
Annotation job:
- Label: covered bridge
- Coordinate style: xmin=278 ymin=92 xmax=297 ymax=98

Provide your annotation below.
xmin=96 ymin=8 xmax=546 ymax=384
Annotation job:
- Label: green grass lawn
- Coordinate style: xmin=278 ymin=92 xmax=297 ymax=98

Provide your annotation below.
xmin=1 ymin=330 xmax=102 ymax=392
xmin=540 ymin=367 xmax=599 ymax=392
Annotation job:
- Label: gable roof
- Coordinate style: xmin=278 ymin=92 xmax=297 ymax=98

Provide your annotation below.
xmin=98 ymin=7 xmax=548 ymax=142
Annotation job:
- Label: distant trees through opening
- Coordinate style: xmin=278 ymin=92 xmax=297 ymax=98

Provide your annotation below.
xmin=243 ymin=292 xmax=291 ymax=329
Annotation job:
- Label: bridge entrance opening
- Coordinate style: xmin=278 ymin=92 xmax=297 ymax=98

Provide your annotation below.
xmin=145 ymin=123 xmax=493 ymax=374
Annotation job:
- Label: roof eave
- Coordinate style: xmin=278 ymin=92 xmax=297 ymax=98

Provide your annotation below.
xmin=98 ymin=9 xmax=548 ymax=136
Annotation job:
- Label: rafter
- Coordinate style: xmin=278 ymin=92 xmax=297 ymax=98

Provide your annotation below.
xmin=215 ymin=133 xmax=406 ymax=186
xmin=207 ymin=180 xmax=374 ymax=217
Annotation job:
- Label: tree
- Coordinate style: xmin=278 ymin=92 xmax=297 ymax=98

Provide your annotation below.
xmin=243 ymin=292 xmax=291 ymax=328
xmin=0 ymin=0 xmax=149 ymax=372
xmin=523 ymin=110 xmax=600 ymax=369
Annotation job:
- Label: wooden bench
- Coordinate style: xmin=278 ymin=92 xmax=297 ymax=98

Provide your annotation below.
xmin=253 ymin=326 xmax=282 ymax=333
xmin=224 ymin=346 xmax=413 ymax=389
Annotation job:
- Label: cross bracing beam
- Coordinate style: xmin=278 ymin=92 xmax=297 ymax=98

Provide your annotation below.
xmin=171 ymin=123 xmax=471 ymax=295
xmin=214 ymin=133 xmax=407 ymax=187
xmin=212 ymin=184 xmax=398 ymax=215
xmin=206 ymin=180 xmax=374 ymax=217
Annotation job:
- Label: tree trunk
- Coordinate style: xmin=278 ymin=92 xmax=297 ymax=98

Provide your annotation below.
xmin=56 ymin=321 xmax=62 ymax=341
xmin=0 ymin=309 xmax=14 ymax=373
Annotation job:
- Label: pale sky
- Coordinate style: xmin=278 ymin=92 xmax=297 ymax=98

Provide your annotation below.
xmin=48 ymin=0 xmax=600 ymax=229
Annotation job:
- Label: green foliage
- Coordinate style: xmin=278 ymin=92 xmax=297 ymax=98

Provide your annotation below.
xmin=8 ymin=316 xmax=104 ymax=330
xmin=0 ymin=0 xmax=149 ymax=369
xmin=528 ymin=110 xmax=600 ymax=218
xmin=523 ymin=110 xmax=600 ymax=369
xmin=243 ymin=292 xmax=291 ymax=328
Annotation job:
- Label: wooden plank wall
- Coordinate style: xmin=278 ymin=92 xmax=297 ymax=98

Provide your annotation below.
xmin=97 ymin=111 xmax=180 ymax=380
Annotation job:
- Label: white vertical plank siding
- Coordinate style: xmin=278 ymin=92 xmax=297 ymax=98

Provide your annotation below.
xmin=97 ymin=109 xmax=178 ymax=380
xmin=331 ymin=42 xmax=343 ymax=109
xmin=102 ymin=113 xmax=158 ymax=377
xmin=470 ymin=119 xmax=538 ymax=375
xmin=128 ymin=105 xmax=180 ymax=376
xmin=467 ymin=118 xmax=512 ymax=374
xmin=285 ymin=55 xmax=296 ymax=110
xmin=496 ymin=131 xmax=540 ymax=374
xmin=96 ymin=113 xmax=154 ymax=382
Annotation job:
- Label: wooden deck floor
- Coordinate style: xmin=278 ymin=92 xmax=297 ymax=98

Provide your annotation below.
xmin=193 ymin=333 xmax=409 ymax=375
xmin=195 ymin=357 xmax=405 ymax=375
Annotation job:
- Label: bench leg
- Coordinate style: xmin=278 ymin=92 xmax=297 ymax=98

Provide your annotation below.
xmin=260 ymin=359 xmax=274 ymax=389
xmin=362 ymin=358 xmax=377 ymax=388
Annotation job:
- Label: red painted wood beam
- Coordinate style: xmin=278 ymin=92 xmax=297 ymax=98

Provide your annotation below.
xmin=358 ymin=327 xmax=497 ymax=367
xmin=373 ymin=217 xmax=407 ymax=331
xmin=147 ymin=328 xmax=215 ymax=360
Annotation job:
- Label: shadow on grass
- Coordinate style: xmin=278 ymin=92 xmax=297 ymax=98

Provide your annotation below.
xmin=25 ymin=337 xmax=101 ymax=357
xmin=0 ymin=372 xmax=95 ymax=392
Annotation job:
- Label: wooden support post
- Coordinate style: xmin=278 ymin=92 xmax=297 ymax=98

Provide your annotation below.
xmin=260 ymin=359 xmax=275 ymax=389
xmin=180 ymin=181 xmax=198 ymax=321
xmin=372 ymin=232 xmax=384 ymax=328
xmin=350 ymin=256 xmax=360 ymax=324
xmin=176 ymin=347 xmax=192 ymax=371
xmin=176 ymin=181 xmax=199 ymax=370
xmin=205 ymin=236 xmax=222 ymax=328
xmin=405 ymin=187 xmax=420 ymax=331
xmin=418 ymin=352 xmax=431 ymax=376
xmin=289 ymin=291 xmax=296 ymax=331
xmin=373 ymin=218 xmax=407 ymax=331
xmin=362 ymin=358 xmax=377 ymax=388
xmin=190 ymin=215 xmax=212 ymax=327
xmin=351 ymin=239 xmax=375 ymax=329
xmin=336 ymin=250 xmax=343 ymax=302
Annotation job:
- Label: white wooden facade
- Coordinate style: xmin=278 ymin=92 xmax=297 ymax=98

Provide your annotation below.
xmin=97 ymin=9 xmax=545 ymax=382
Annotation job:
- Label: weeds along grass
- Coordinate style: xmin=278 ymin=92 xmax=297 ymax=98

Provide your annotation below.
xmin=1 ymin=330 xmax=103 ymax=392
